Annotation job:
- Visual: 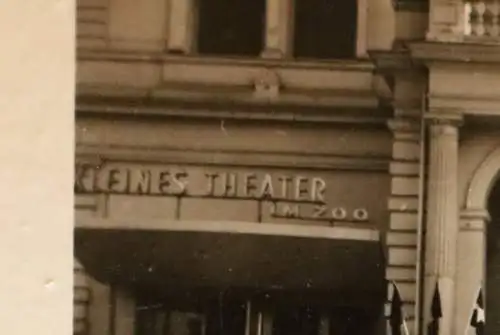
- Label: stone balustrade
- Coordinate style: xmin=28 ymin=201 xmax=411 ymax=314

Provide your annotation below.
xmin=464 ymin=0 xmax=500 ymax=38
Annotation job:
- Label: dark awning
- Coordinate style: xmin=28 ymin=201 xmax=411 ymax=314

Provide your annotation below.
xmin=75 ymin=218 xmax=385 ymax=306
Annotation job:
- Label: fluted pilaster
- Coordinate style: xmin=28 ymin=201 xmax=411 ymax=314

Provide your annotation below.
xmin=423 ymin=114 xmax=462 ymax=335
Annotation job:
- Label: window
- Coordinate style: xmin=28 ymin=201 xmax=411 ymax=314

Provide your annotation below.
xmin=294 ymin=0 xmax=358 ymax=59
xmin=196 ymin=0 xmax=266 ymax=57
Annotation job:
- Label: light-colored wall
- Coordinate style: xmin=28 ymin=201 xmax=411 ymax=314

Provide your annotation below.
xmin=76 ymin=117 xmax=391 ymax=158
xmin=108 ymin=0 xmax=168 ymax=51
xmin=1 ymin=2 xmax=74 ymax=335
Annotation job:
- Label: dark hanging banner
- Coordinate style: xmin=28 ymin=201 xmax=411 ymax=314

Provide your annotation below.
xmin=427 ymin=282 xmax=442 ymax=335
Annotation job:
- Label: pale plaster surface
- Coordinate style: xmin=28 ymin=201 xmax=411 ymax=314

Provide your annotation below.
xmin=0 ymin=1 xmax=74 ymax=335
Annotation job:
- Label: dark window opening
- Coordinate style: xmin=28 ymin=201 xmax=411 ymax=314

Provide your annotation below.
xmin=486 ymin=180 xmax=500 ymax=334
xmin=294 ymin=0 xmax=358 ymax=60
xmin=196 ymin=0 xmax=265 ymax=57
xmin=273 ymin=306 xmax=320 ymax=335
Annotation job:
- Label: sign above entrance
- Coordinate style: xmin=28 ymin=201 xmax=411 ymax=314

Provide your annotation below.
xmin=76 ymin=164 xmax=327 ymax=202
xmin=75 ymin=162 xmax=372 ymax=224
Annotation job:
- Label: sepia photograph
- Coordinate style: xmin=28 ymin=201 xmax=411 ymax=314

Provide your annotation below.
xmin=70 ymin=0 xmax=494 ymax=335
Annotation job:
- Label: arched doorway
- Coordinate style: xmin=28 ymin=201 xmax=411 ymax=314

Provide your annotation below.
xmin=487 ymin=179 xmax=500 ymax=333
xmin=462 ymin=145 xmax=500 ymax=334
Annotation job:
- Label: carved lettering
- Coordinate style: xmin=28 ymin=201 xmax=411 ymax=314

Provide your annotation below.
xmin=278 ymin=175 xmax=292 ymax=200
xmin=205 ymin=173 xmax=219 ymax=196
xmin=353 ymin=208 xmax=369 ymax=222
xmin=221 ymin=173 xmax=237 ymax=197
xmin=75 ymin=164 xmax=94 ymax=192
xmin=281 ymin=204 xmax=300 ymax=218
xmin=130 ymin=170 xmax=151 ymax=194
xmin=269 ymin=202 xmax=276 ymax=216
xmin=311 ymin=177 xmax=326 ymax=203
xmin=159 ymin=171 xmax=172 ymax=194
xmin=243 ymin=173 xmax=257 ymax=198
xmin=331 ymin=207 xmax=347 ymax=220
xmin=74 ymin=165 xmax=372 ymax=224
xmin=107 ymin=169 xmax=128 ymax=192
xmin=294 ymin=176 xmax=309 ymax=201
xmin=260 ymin=174 xmax=274 ymax=199
xmin=312 ymin=205 xmax=327 ymax=218
xmin=173 ymin=171 xmax=188 ymax=195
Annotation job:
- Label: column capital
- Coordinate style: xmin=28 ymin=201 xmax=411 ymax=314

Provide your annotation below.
xmin=388 ymin=117 xmax=420 ymax=133
xmin=424 ymin=110 xmax=464 ymax=127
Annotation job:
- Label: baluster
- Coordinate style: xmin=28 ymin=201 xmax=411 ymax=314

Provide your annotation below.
xmin=486 ymin=0 xmax=500 ymax=36
xmin=471 ymin=0 xmax=487 ymax=36
xmin=468 ymin=1 xmax=479 ymax=36
xmin=465 ymin=1 xmax=473 ymax=35
xmin=484 ymin=0 xmax=494 ymax=36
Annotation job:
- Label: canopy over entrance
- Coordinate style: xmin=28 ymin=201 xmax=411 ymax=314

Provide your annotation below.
xmin=75 ymin=218 xmax=385 ymax=306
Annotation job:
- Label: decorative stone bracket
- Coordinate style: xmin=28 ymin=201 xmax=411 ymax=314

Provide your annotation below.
xmin=253 ymin=69 xmax=282 ymax=100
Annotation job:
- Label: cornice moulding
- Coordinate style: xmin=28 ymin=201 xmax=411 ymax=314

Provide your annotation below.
xmin=75 ymin=90 xmax=389 ymax=125
xmin=75 ymin=144 xmax=391 ymax=173
xmin=76 ymin=102 xmax=388 ymax=125
xmin=77 ymin=49 xmax=375 ymax=72
xmin=368 ymin=49 xmax=424 ymax=75
xmin=408 ymin=41 xmax=500 ymax=65
xmin=428 ymin=94 xmax=500 ymax=116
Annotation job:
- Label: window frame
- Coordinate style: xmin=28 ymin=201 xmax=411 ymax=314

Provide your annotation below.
xmin=165 ymin=0 xmax=368 ymax=60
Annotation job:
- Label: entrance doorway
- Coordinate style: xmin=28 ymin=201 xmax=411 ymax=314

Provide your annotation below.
xmin=135 ymin=289 xmax=247 ymax=335
xmin=74 ymin=223 xmax=385 ymax=335
xmin=133 ymin=288 xmax=379 ymax=335
xmin=486 ymin=179 xmax=500 ymax=333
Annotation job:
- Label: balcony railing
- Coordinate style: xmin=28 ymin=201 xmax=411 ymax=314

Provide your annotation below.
xmin=464 ymin=0 xmax=500 ymax=39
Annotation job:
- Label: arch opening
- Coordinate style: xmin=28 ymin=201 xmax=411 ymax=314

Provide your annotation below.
xmin=466 ymin=146 xmax=500 ymax=211
xmin=486 ymin=178 xmax=500 ymax=333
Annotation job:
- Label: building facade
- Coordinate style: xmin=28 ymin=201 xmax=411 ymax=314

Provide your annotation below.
xmin=73 ymin=0 xmax=500 ymax=334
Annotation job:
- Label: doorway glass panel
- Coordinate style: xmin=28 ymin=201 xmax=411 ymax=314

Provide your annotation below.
xmin=135 ymin=289 xmax=378 ymax=335
xmin=135 ymin=290 xmax=247 ymax=335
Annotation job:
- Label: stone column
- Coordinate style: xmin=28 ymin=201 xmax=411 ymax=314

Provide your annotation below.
xmin=261 ymin=0 xmax=294 ymax=59
xmin=423 ymin=113 xmax=462 ymax=335
xmin=167 ymin=0 xmax=196 ymax=54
